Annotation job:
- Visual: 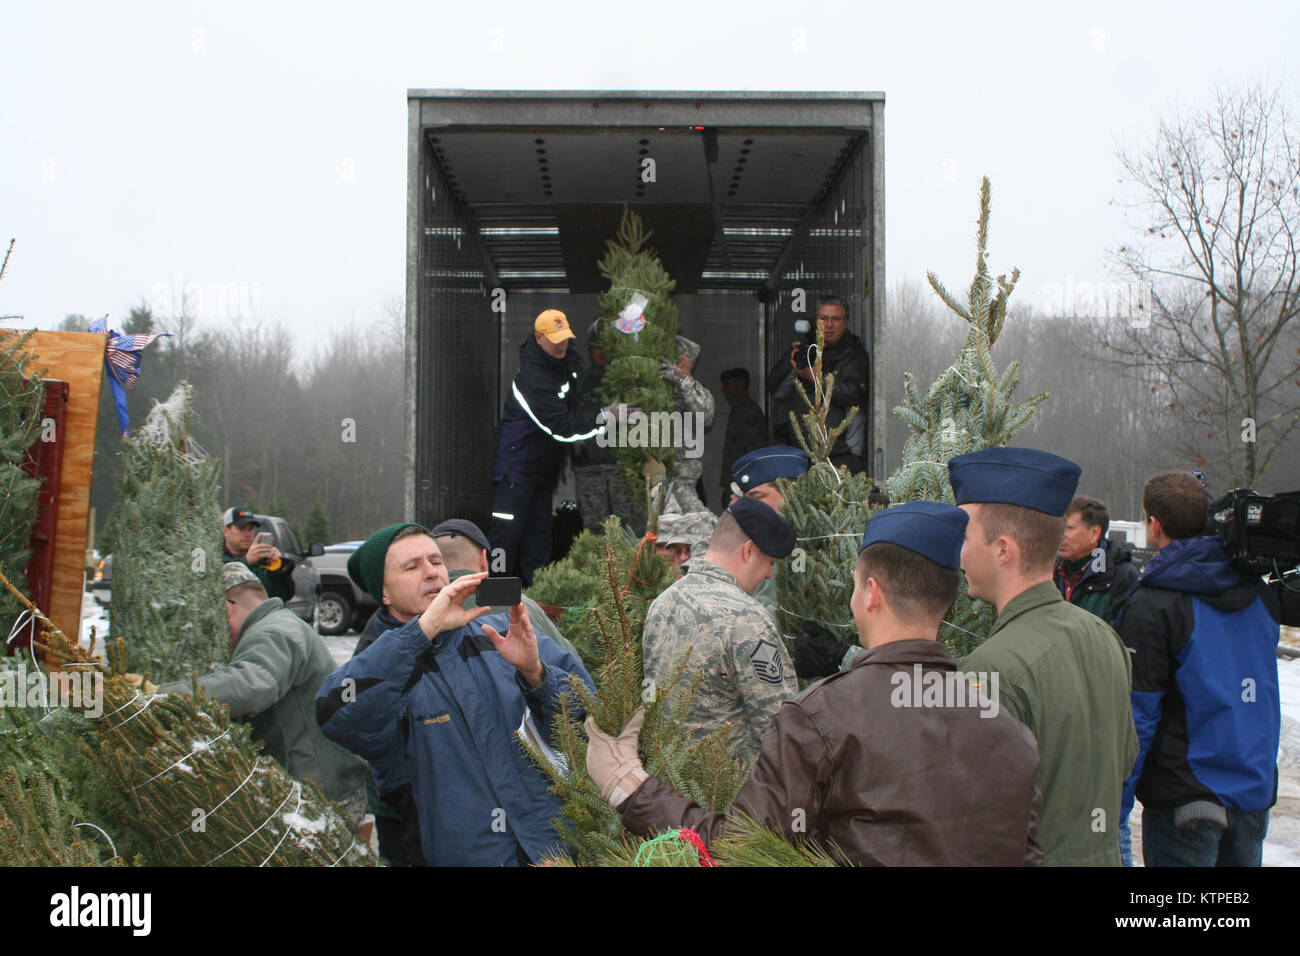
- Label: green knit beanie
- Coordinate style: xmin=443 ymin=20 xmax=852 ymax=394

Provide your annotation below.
xmin=348 ymin=522 xmax=428 ymax=607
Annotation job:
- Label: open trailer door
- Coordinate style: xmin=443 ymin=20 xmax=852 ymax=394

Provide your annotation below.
xmin=405 ymin=90 xmax=884 ymax=529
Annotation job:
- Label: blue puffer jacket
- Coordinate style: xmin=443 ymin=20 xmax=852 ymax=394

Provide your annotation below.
xmin=315 ymin=613 xmax=594 ymax=866
xmin=1117 ymin=536 xmax=1281 ymax=820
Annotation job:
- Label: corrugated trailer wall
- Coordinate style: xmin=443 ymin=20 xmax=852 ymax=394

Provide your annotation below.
xmin=413 ymin=132 xmax=499 ymax=530
xmin=768 ymin=134 xmax=877 ymax=475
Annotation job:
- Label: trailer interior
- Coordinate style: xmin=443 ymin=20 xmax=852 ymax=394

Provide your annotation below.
xmin=405 ymin=90 xmax=885 ymax=529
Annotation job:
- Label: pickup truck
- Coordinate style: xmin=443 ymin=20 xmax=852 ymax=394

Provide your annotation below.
xmin=312 ymin=542 xmax=378 ymax=636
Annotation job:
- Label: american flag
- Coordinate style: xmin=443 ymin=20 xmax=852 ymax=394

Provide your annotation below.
xmin=88 ymin=315 xmax=167 ymax=391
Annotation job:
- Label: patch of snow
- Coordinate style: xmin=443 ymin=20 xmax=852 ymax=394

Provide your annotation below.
xmin=283 ymin=812 xmax=328 ymax=833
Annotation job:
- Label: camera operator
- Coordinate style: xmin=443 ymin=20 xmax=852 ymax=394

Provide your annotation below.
xmin=767 ymin=295 xmax=869 ymax=473
xmin=222 ymin=506 xmax=295 ymax=602
xmin=1117 ymin=471 xmax=1282 ymax=867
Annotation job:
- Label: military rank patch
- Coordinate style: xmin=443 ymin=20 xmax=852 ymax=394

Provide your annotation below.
xmin=750 ymin=639 xmax=785 ymax=685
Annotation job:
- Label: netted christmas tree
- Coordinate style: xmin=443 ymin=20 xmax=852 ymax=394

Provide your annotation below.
xmin=594 ymin=208 xmax=681 ymax=528
xmin=35 ymin=627 xmax=374 ymax=866
xmin=0 ymin=329 xmax=44 ymax=644
xmin=0 ymin=768 xmax=140 ymax=866
xmin=886 ymin=177 xmax=1049 ymax=655
xmin=108 ymin=383 xmax=229 ymax=682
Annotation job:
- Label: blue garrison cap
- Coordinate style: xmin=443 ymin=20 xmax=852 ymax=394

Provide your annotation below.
xmin=858 ymin=501 xmax=969 ymax=570
xmin=947 ymin=447 xmax=1082 ymax=517
xmin=731 ymin=445 xmax=811 ymax=493
xmin=726 ymin=496 xmax=797 ymax=559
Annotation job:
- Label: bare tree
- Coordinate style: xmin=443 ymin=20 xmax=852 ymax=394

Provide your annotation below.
xmin=1100 ymin=80 xmax=1300 ymax=490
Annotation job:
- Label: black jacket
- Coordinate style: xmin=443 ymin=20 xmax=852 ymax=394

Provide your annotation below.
xmin=493 ymin=337 xmax=601 ymax=486
xmin=768 ymin=330 xmax=869 ymax=462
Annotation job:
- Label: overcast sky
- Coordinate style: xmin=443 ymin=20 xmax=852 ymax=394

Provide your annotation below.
xmin=2 ymin=0 xmax=1296 ymax=352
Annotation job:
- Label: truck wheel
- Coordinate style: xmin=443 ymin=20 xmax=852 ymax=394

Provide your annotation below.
xmin=317 ymin=590 xmax=353 ymax=636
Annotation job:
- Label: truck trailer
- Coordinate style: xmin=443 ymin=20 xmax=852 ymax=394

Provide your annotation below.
xmin=404 ymin=89 xmax=885 ymax=530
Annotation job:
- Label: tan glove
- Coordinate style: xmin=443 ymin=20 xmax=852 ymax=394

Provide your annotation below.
xmin=585 ymin=708 xmax=649 ymax=808
xmin=123 ymin=673 xmax=160 ymax=695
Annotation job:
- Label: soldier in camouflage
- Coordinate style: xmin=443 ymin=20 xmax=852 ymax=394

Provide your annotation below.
xmin=573 ymin=318 xmax=644 ymax=534
xmin=658 ymin=335 xmax=715 ymax=515
xmin=655 ymin=509 xmax=717 ymax=569
xmin=641 ymin=498 xmax=799 ymax=764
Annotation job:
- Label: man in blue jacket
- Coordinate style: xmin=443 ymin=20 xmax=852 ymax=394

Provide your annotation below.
xmin=317 ymin=523 xmax=595 ymax=866
xmin=1118 ymin=470 xmax=1281 ymax=866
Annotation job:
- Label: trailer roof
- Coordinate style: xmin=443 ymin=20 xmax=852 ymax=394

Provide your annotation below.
xmin=408 ymin=90 xmax=882 ymax=292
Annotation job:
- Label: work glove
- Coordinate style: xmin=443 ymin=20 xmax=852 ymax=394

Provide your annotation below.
xmin=658 ymin=359 xmax=686 ymax=385
xmin=792 ymin=622 xmax=845 ymax=680
xmin=123 ymin=673 xmax=160 ymax=695
xmin=584 ymin=708 xmax=649 ymax=808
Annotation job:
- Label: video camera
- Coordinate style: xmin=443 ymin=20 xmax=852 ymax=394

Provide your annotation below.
xmin=1208 ymin=488 xmax=1300 ymax=626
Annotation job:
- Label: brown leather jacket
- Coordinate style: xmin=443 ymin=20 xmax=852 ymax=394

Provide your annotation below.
xmin=620 ymin=638 xmax=1043 ymax=865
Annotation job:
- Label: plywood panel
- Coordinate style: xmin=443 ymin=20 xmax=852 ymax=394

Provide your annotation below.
xmin=24 ymin=332 xmax=104 ymax=640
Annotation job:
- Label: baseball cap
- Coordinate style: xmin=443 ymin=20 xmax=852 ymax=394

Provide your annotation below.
xmin=535 ymin=309 xmax=575 ymax=344
xmin=430 ymin=519 xmax=491 ymax=554
xmin=222 ymin=507 xmax=261 ymax=528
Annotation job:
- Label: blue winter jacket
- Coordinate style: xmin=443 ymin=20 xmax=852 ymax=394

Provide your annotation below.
xmin=1117 ymin=536 xmax=1280 ymax=820
xmin=315 ymin=612 xmax=594 ymax=866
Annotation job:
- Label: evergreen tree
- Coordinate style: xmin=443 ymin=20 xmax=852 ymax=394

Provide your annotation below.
xmin=774 ymin=317 xmax=881 ymax=656
xmin=38 ymin=626 xmax=374 ymax=866
xmin=0 ymin=769 xmax=139 ymax=866
xmin=886 ymin=177 xmax=1049 ymax=654
xmin=525 ymin=519 xmax=748 ymax=865
xmin=594 ymin=209 xmax=681 ymax=528
xmin=0 ymin=330 xmax=44 ymax=643
xmin=303 ymin=500 xmax=330 ymax=547
xmin=775 ymin=178 xmax=1049 ymax=659
xmin=108 ymin=383 xmax=229 ymax=682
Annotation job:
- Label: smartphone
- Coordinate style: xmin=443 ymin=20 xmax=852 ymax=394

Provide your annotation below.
xmin=477 ymin=576 xmax=522 ymax=607
xmin=256 ymin=532 xmax=274 ymax=548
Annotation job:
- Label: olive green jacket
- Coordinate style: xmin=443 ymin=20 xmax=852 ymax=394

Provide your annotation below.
xmin=961 ymin=582 xmax=1137 ymax=866
xmin=160 ymin=598 xmax=367 ymax=803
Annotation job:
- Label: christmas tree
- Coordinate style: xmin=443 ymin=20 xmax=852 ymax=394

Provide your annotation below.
xmin=1 ymin=565 xmax=373 ymax=867
xmin=108 ymin=383 xmax=229 ymax=682
xmin=527 ymin=519 xmax=677 ymax=667
xmin=886 ymin=177 xmax=1049 ymax=655
xmin=594 ymin=208 xmax=681 ymax=528
xmin=0 ymin=329 xmax=44 ymax=644
xmin=525 ymin=519 xmax=747 ymax=865
xmin=775 ymin=177 xmax=1049 ymax=659
xmin=774 ymin=317 xmax=881 ymax=657
xmin=0 ymin=768 xmax=140 ymax=866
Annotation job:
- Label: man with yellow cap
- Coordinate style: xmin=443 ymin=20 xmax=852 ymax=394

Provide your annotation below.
xmin=489 ymin=309 xmax=615 ymax=585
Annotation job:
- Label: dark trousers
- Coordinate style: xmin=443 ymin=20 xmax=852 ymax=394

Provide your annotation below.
xmin=1142 ymin=805 xmax=1268 ymax=866
xmin=488 ymin=481 xmax=554 ymax=586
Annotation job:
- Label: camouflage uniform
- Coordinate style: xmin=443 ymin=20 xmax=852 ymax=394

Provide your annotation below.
xmin=572 ymin=361 xmax=643 ymax=534
xmin=656 ymin=509 xmax=717 ymax=563
xmin=641 ymin=559 xmax=798 ymax=764
xmin=668 ymin=337 xmax=715 ymax=515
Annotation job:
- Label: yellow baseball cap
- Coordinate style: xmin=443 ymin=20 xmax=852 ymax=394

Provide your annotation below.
xmin=535 ymin=309 xmax=575 ymax=343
